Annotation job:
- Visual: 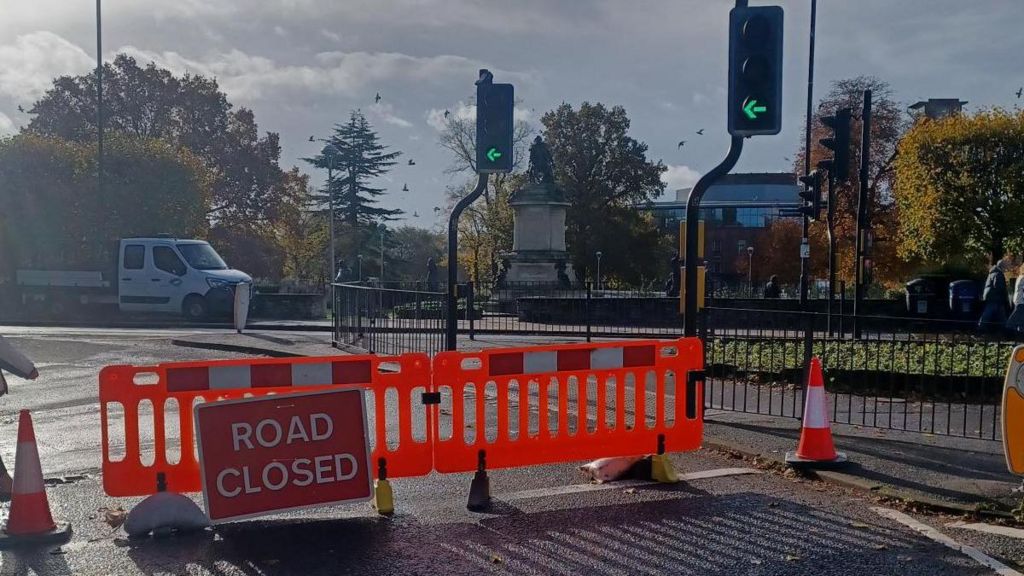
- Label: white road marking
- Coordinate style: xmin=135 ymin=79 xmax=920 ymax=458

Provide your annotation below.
xmin=872 ymin=507 xmax=1023 ymax=576
xmin=499 ymin=467 xmax=761 ymax=502
xmin=947 ymin=521 xmax=1024 ymax=540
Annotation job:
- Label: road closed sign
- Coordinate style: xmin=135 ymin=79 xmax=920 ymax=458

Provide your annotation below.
xmin=195 ymin=388 xmax=372 ymax=522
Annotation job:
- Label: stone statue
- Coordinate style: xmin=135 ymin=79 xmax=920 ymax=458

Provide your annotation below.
xmin=556 ymin=261 xmax=571 ymax=289
xmin=527 ymin=136 xmax=555 ymax=185
xmin=426 ymin=257 xmax=439 ymax=291
xmin=494 ymin=258 xmax=510 ymax=289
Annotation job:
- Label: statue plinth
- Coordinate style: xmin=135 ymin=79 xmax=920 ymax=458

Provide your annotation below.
xmin=504 ymin=181 xmax=575 ymax=286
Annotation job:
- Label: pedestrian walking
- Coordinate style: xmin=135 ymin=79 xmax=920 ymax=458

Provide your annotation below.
xmin=764 ymin=275 xmax=782 ymax=299
xmin=1006 ymin=272 xmax=1024 ymax=335
xmin=0 ymin=335 xmax=38 ymax=500
xmin=979 ymin=261 xmax=1009 ymax=333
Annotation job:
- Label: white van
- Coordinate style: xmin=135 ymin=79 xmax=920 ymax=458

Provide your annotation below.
xmin=16 ymin=237 xmax=252 ymax=320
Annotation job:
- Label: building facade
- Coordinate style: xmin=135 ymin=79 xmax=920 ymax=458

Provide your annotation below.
xmin=642 ymin=172 xmax=801 ymax=284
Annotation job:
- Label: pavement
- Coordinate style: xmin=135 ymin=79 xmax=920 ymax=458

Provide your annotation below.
xmin=0 ymin=325 xmax=1022 ymax=574
xmin=704 ymin=411 xmax=1022 ymax=512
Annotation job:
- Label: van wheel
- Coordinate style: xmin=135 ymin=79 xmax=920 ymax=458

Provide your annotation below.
xmin=182 ymin=295 xmax=208 ymax=321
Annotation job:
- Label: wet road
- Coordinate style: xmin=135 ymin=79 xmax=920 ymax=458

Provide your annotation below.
xmin=0 ymin=326 xmax=1020 ymax=575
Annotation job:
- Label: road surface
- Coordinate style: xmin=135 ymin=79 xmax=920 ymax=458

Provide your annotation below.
xmin=0 ymin=325 xmax=1020 ymax=575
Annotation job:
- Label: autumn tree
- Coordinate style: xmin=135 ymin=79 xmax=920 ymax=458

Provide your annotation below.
xmin=794 ymin=76 xmax=910 ymax=287
xmin=25 ymin=55 xmax=290 ymax=225
xmin=437 ymin=110 xmax=531 ymax=285
xmin=385 ymin=226 xmax=446 ymax=283
xmin=0 ymin=133 xmax=209 ymax=275
xmin=541 ymin=102 xmax=669 ymax=285
xmin=893 ymin=108 xmax=1024 ymax=266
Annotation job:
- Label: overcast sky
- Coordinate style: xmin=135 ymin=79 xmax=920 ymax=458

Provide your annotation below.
xmin=1 ymin=1 xmax=1022 ymax=227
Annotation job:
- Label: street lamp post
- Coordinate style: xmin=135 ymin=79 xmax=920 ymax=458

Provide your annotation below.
xmin=379 ymin=225 xmax=386 ymax=282
xmin=321 ymin=144 xmax=341 ymax=285
xmin=357 ymin=255 xmax=363 ymax=282
xmin=747 ymin=246 xmax=755 ymax=288
xmin=595 ymin=251 xmax=603 ymax=291
xmin=96 ymin=0 xmax=104 ymax=203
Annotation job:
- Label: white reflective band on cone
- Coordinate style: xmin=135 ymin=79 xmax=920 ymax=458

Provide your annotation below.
xmin=802 ymin=385 xmax=829 ymax=429
xmin=13 ymin=441 xmax=45 ymax=494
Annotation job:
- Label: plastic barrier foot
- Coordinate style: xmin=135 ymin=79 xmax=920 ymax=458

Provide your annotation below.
xmin=467 ymin=450 xmax=491 ymax=512
xmin=373 ymin=479 xmax=394 ymax=516
xmin=649 ymin=454 xmax=679 ymax=484
xmin=373 ymin=458 xmax=394 ymax=516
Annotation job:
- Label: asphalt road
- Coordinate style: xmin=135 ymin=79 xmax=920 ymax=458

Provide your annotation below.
xmin=0 ymin=325 xmax=1020 ymax=575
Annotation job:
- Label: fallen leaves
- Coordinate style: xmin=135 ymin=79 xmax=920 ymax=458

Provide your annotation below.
xmin=490 ymin=554 xmax=503 ymax=565
xmin=98 ymin=506 xmax=127 ymax=530
xmin=784 ymin=553 xmax=801 ymax=562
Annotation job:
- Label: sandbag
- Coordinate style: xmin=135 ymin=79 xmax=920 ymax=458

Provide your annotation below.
xmin=124 ymin=492 xmax=210 ymax=538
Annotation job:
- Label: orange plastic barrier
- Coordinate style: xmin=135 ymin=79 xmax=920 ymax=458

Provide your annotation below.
xmin=430 ymin=338 xmax=703 ymax=473
xmin=100 ymin=353 xmax=433 ymax=497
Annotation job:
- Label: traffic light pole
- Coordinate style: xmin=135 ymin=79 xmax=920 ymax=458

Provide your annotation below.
xmin=826 ymin=169 xmax=837 ymax=335
xmin=446 ymin=173 xmax=488 ymax=351
xmin=683 ymin=135 xmax=744 ymax=337
xmin=798 ymin=0 xmax=817 ymax=308
xmin=853 ymin=89 xmax=872 ymax=339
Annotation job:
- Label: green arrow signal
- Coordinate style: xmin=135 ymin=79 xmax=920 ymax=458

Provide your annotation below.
xmin=486 ymin=147 xmax=502 ymax=162
xmin=743 ymin=99 xmax=768 ymax=120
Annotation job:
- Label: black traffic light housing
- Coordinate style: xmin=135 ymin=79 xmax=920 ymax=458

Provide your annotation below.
xmin=728 ymin=6 xmax=784 ymax=137
xmin=819 ymin=108 xmax=852 ymax=182
xmin=798 ymin=170 xmax=822 ymax=221
xmin=475 ymin=71 xmax=514 ymax=174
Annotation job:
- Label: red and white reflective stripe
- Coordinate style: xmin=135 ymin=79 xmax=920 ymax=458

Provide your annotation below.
xmin=165 ymin=360 xmax=372 ymax=392
xmin=802 ymin=384 xmax=830 ymax=429
xmin=488 ymin=345 xmax=656 ymax=377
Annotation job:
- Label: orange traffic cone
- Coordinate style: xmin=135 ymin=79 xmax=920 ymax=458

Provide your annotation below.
xmin=786 ymin=357 xmax=848 ymax=468
xmin=0 ymin=411 xmax=72 ymax=548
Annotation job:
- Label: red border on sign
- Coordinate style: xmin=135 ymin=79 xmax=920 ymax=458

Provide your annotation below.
xmin=194 ymin=388 xmax=373 ymax=524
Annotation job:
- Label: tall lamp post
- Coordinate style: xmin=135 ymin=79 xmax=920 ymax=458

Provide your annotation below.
xmin=747 ymin=246 xmax=755 ymax=288
xmin=379 ymin=224 xmax=386 ymax=282
xmin=595 ymin=251 xmax=603 ymax=291
xmin=96 ymin=0 xmax=104 ymax=203
xmin=321 ymin=144 xmax=341 ymax=284
xmin=357 ymin=255 xmax=363 ymax=282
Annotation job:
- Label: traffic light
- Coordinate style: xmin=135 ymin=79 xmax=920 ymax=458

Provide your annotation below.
xmin=476 ymin=75 xmax=514 ymax=174
xmin=819 ymin=108 xmax=852 ymax=181
xmin=798 ymin=170 xmax=822 ymax=220
xmin=728 ymin=6 xmax=784 ymax=137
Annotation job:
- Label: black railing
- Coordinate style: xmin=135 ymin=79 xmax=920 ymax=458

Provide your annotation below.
xmin=333 ymin=280 xmax=688 ymax=356
xmin=333 ymin=281 xmax=448 ymax=357
xmin=702 ymin=306 xmax=1014 ymax=441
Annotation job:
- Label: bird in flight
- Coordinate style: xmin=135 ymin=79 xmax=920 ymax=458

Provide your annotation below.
xmin=443 ymin=109 xmax=450 ymax=118
xmin=696 ymin=129 xmax=705 ymax=135
xmin=374 ymin=92 xmax=382 ymax=103
xmin=1017 ymin=87 xmax=1023 ymax=99
xmin=17 ymin=105 xmax=24 ymax=113
xmin=408 ymin=159 xmax=416 ymax=166
xmin=677 ymin=140 xmax=687 ymax=148
xmin=433 ymin=206 xmax=441 ymax=213
xmin=402 ymin=183 xmax=409 ymax=192
xmin=308 ymin=135 xmax=315 ymax=142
